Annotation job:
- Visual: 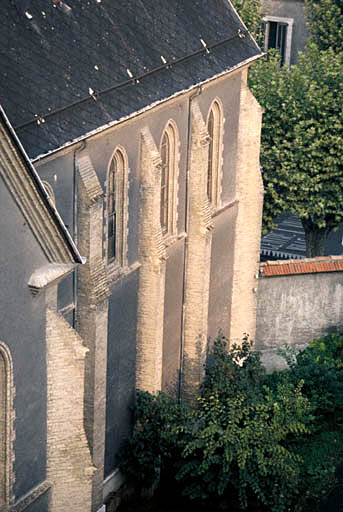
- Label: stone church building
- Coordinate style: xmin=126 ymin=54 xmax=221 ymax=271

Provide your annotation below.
xmin=0 ymin=1 xmax=263 ymax=511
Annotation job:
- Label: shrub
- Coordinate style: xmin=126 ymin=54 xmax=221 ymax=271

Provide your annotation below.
xmin=118 ymin=390 xmax=187 ymax=486
xmin=119 ymin=334 xmax=343 ymax=511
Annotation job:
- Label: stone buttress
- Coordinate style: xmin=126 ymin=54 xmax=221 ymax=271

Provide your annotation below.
xmin=76 ymin=151 xmax=111 ymax=511
xmin=229 ymin=69 xmax=264 ymax=344
xmin=46 ymin=304 xmax=94 ymax=512
xmin=136 ymin=127 xmax=166 ymax=394
xmin=181 ymin=100 xmax=213 ymax=404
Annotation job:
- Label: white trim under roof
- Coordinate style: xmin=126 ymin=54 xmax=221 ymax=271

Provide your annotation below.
xmin=32 ymin=53 xmax=263 ymax=163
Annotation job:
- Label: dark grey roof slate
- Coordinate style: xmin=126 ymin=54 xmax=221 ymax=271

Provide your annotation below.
xmin=0 ymin=0 xmax=262 ymax=159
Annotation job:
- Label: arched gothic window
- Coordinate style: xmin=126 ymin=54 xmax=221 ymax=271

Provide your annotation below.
xmin=207 ymin=100 xmax=223 ymax=208
xmin=107 ymin=148 xmax=128 ymax=267
xmin=160 ymin=122 xmax=179 ymax=235
xmin=0 ymin=342 xmax=14 ymax=508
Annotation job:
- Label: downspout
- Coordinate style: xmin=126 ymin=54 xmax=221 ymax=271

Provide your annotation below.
xmin=73 ymin=140 xmax=87 ymax=329
xmin=179 ymin=86 xmax=202 ymax=401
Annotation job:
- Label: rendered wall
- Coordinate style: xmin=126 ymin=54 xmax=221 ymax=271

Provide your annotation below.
xmin=0 ymin=174 xmax=48 ymax=503
xmin=256 ymin=269 xmax=343 ymax=370
xmin=105 ymin=270 xmax=138 ymax=477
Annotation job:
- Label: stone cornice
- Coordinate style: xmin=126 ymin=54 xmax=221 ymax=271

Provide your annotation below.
xmin=28 ymin=264 xmax=75 ymax=295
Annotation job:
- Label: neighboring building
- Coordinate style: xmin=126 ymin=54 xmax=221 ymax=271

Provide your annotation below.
xmin=261 ymin=0 xmax=308 ymax=65
xmin=260 ymin=212 xmax=343 ymax=261
xmin=0 ymin=1 xmax=264 ymax=511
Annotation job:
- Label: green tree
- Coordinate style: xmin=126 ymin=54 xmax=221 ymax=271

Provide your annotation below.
xmin=119 ymin=335 xmax=343 ymax=511
xmin=231 ymin=0 xmax=262 ymax=40
xmin=249 ymin=45 xmax=343 ymax=256
xmin=305 ymin=0 xmax=343 ymax=53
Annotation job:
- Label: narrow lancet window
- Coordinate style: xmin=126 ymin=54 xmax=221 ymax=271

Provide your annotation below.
xmin=160 ymin=131 xmax=170 ymax=233
xmin=160 ymin=122 xmax=179 ymax=236
xmin=107 ymin=149 xmax=127 ymax=266
xmin=207 ymin=100 xmax=223 ymax=208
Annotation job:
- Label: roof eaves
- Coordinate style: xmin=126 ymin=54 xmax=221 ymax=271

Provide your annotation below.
xmin=32 ymin=52 xmax=263 ymax=163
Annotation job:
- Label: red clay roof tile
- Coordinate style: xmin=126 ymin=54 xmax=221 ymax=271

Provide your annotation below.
xmin=260 ymin=256 xmax=343 ymax=277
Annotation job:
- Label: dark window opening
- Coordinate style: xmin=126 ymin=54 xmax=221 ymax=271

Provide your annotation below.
xmin=207 ymin=109 xmax=214 ymax=203
xmin=160 ymin=131 xmax=170 ymax=233
xmin=268 ymin=21 xmax=287 ymax=66
xmin=108 ymin=158 xmax=117 ymax=262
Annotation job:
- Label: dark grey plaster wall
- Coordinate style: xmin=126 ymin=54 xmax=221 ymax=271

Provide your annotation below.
xmin=36 ymin=152 xmax=75 ymax=231
xmin=105 ymin=269 xmax=138 ymax=478
xmin=0 ymin=175 xmax=48 ymax=499
xmin=57 ymin=271 xmax=74 ymax=311
xmin=255 ymin=272 xmax=343 ymax=370
xmin=23 ymin=488 xmax=50 ymax=512
xmin=36 ymin=153 xmax=76 ymax=321
xmin=162 ymin=239 xmax=185 ymax=395
xmin=263 ymin=0 xmax=308 ymax=63
xmin=208 ymin=203 xmax=238 ymax=340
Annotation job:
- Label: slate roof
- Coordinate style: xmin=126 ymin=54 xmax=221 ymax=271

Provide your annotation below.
xmin=0 ymin=0 xmax=262 ymax=159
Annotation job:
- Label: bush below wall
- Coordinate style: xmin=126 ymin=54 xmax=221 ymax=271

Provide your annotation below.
xmin=119 ymin=334 xmax=343 ymax=512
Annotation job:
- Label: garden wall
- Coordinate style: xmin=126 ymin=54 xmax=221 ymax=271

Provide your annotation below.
xmin=255 ymin=255 xmax=343 ymax=370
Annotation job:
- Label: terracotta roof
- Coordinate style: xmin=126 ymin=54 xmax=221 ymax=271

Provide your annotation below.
xmin=260 ymin=256 xmax=343 ymax=277
xmin=0 ymin=0 xmax=262 ymax=159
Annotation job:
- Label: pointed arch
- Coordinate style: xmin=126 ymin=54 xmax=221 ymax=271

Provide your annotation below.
xmin=106 ymin=146 xmax=129 ymax=267
xmin=0 ymin=342 xmax=14 ymax=507
xmin=206 ymin=98 xmax=224 ymax=208
xmin=160 ymin=120 xmax=179 ymax=236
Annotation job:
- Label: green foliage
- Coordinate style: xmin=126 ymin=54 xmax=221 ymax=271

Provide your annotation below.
xmin=305 ymin=0 xmax=343 ymax=53
xmin=118 ymin=391 xmax=188 ymax=485
xmin=279 ymin=333 xmax=343 ymax=432
xmin=230 ymin=0 xmax=262 ymax=41
xmin=249 ymin=45 xmax=343 ymax=255
xmin=178 ymin=381 xmax=310 ymax=511
xmin=201 ymin=334 xmax=266 ymax=403
xmin=120 ymin=334 xmax=343 ymax=510
xmin=274 ymin=333 xmax=343 ymax=510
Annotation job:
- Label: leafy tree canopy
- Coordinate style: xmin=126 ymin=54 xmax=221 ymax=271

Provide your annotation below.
xmin=305 ymin=0 xmax=343 ymax=52
xmin=249 ymin=45 xmax=343 ymax=256
xmin=231 ymin=0 xmax=262 ymax=40
xmin=120 ymin=334 xmax=343 ymax=511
